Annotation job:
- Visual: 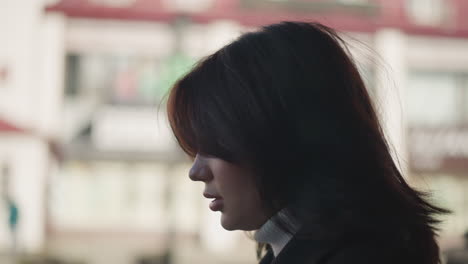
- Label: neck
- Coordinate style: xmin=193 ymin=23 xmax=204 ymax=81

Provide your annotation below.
xmin=254 ymin=208 xmax=301 ymax=257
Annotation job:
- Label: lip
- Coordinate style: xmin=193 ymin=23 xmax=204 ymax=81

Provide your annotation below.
xmin=203 ymin=192 xmax=224 ymax=211
xmin=203 ymin=192 xmax=222 ymax=199
xmin=208 ymin=198 xmax=224 ymax=211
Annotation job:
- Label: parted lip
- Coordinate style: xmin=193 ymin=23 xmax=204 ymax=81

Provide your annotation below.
xmin=203 ymin=192 xmax=222 ymax=199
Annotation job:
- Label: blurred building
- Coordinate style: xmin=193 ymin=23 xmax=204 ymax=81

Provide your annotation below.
xmin=1 ymin=0 xmax=468 ymax=263
xmin=0 ymin=0 xmax=64 ymax=255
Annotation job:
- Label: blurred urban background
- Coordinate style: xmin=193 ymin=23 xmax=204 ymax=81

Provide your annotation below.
xmin=1 ymin=0 xmax=468 ymax=263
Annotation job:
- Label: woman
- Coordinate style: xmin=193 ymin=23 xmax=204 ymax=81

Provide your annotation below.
xmin=166 ymin=22 xmax=448 ymax=264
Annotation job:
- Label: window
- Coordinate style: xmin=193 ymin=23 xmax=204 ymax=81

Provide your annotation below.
xmin=406 ymin=72 xmax=468 ymax=127
xmin=64 ymin=53 xmax=194 ymax=105
xmin=50 ymin=161 xmax=169 ymax=231
xmin=162 ymin=0 xmax=214 ymax=12
xmin=406 ymin=71 xmax=468 ymax=173
xmin=405 ymin=0 xmax=451 ymax=26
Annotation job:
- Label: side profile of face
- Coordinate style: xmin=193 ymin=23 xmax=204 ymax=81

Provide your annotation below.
xmin=189 ymin=154 xmax=271 ymax=231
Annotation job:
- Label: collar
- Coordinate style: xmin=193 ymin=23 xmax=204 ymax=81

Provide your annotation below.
xmin=259 ymin=235 xmax=350 ymax=264
xmin=254 ymin=208 xmax=301 ymax=257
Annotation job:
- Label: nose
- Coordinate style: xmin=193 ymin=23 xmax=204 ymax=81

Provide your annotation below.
xmin=189 ymin=154 xmax=212 ymax=182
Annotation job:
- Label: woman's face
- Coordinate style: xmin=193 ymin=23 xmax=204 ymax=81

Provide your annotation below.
xmin=189 ymin=154 xmax=270 ymax=231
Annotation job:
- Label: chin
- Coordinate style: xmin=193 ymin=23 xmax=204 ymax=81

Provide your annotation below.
xmin=220 ymin=214 xmax=238 ymax=231
xmin=220 ymin=213 xmax=263 ymax=231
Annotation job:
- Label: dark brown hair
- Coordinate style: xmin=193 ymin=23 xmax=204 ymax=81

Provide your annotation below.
xmin=166 ymin=21 xmax=448 ymax=263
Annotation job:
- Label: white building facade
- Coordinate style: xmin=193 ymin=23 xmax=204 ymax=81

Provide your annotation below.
xmin=1 ymin=0 xmax=468 ymax=263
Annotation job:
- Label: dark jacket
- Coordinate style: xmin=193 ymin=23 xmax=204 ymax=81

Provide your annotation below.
xmin=259 ymin=233 xmax=413 ymax=264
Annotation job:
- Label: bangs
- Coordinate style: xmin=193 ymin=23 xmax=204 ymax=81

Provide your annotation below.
xmin=166 ymin=54 xmax=237 ymax=161
xmin=166 ymin=79 xmax=198 ymax=158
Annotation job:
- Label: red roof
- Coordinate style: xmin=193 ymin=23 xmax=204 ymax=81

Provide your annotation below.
xmin=44 ymin=0 xmax=468 ymax=38
xmin=45 ymin=0 xmax=176 ymax=22
xmin=0 ymin=119 xmax=27 ymax=133
xmin=0 ymin=118 xmax=63 ymax=160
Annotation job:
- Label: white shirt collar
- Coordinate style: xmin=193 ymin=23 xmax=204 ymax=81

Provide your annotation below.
xmin=254 ymin=208 xmax=301 ymax=257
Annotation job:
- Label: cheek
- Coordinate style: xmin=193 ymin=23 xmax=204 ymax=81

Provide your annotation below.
xmin=211 ymin=162 xmax=270 ymax=230
xmin=210 ymin=160 xmax=263 ymax=209
xmin=217 ymin=166 xmax=257 ymax=197
xmin=219 ymin=172 xmax=269 ymax=230
xmin=228 ymin=176 xmax=256 ymax=199
xmin=219 ymin=169 xmax=263 ymax=211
